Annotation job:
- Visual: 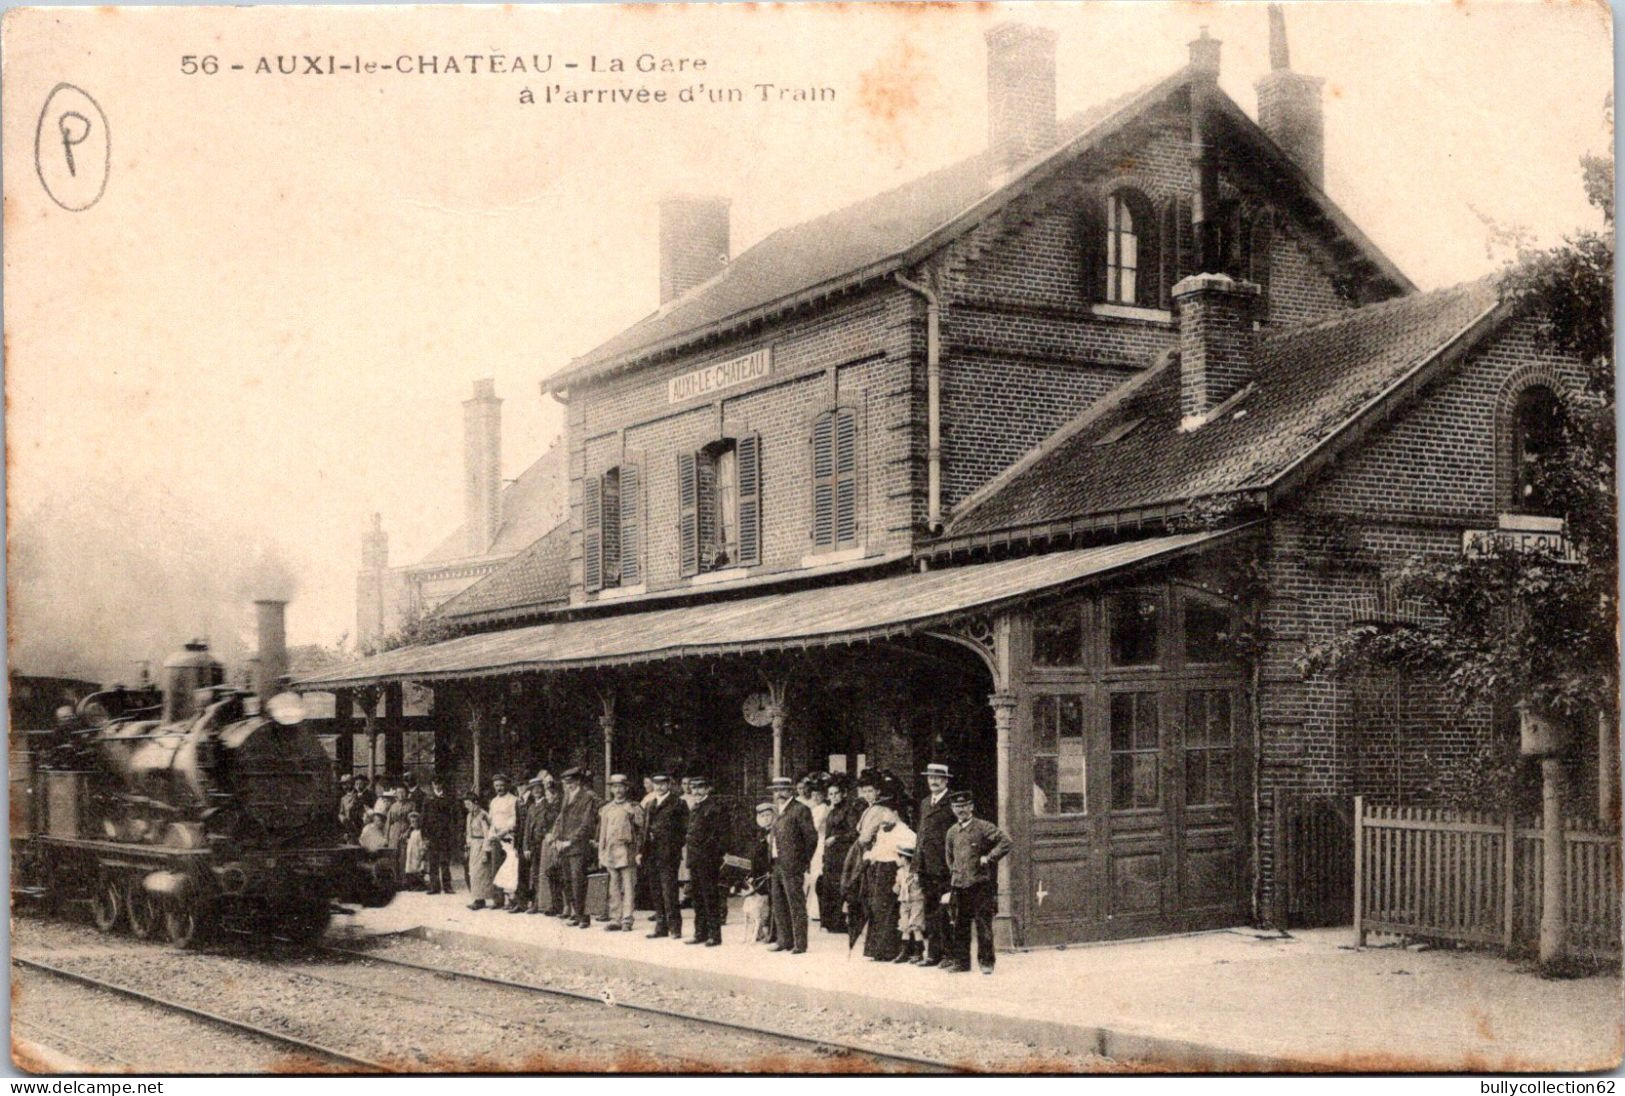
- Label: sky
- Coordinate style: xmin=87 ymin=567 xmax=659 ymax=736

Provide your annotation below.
xmin=2 ymin=1 xmax=1613 ymax=684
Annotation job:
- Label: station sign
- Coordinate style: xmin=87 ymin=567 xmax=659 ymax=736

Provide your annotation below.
xmin=667 ymin=347 xmax=772 ymax=404
xmin=1461 ymin=515 xmax=1579 ymax=564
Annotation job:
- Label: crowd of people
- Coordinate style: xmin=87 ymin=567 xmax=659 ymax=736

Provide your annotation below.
xmin=337 ymin=762 xmax=1011 ymax=975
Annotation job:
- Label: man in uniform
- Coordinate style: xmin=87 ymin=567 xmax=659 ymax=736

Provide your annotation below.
xmin=767 ymin=775 xmax=818 ymax=954
xmin=683 ymin=775 xmax=726 ymax=947
xmin=641 ymin=771 xmax=688 ymax=940
xmin=915 ymin=762 xmax=957 ymax=966
xmin=942 ymin=790 xmax=1011 ymax=975
xmin=549 ymin=767 xmax=601 ymax=927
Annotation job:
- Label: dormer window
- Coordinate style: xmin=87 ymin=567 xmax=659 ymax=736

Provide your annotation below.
xmin=1106 ymin=193 xmax=1140 ymax=304
xmin=1085 ymin=188 xmax=1160 ymax=309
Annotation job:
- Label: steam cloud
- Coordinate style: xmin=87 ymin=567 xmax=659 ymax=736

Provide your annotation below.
xmin=9 ymin=479 xmax=305 ymax=686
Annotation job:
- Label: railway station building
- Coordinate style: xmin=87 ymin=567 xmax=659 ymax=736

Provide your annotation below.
xmin=299 ymin=15 xmax=1609 ymax=946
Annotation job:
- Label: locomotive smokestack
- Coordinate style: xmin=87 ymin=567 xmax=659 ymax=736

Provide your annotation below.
xmin=253 ymin=600 xmax=288 ymax=700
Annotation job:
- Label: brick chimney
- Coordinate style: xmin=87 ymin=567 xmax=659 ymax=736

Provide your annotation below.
xmin=1254 ymin=4 xmax=1325 ymax=188
xmin=361 ymin=512 xmax=389 ymax=570
xmin=985 ymin=23 xmax=1057 ymax=177
xmin=1174 ymin=273 xmax=1260 ymax=430
xmin=463 ymin=378 xmax=502 ymax=556
xmin=658 ymin=195 xmax=730 ymax=305
xmin=1188 ymin=25 xmax=1222 ymax=77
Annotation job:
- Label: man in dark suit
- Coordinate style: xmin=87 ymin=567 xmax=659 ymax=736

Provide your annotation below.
xmin=683 ymin=775 xmax=727 ymax=946
xmin=915 ymin=762 xmax=957 ymax=966
xmin=640 ymin=771 xmax=689 ymax=940
xmin=548 ymin=767 xmax=601 ymax=928
xmin=420 ymin=774 xmax=460 ymax=894
xmin=767 ymin=775 xmax=818 ymax=954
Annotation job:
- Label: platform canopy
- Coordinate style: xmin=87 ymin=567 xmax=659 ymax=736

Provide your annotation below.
xmin=295 ymin=528 xmax=1242 ymax=690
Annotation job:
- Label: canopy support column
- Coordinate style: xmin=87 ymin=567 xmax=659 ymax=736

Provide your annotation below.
xmin=598 ymin=691 xmax=616 ymax=796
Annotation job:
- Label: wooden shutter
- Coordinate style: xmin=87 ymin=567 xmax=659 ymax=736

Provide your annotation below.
xmin=619 ymin=462 xmax=641 ymax=586
xmin=1079 ymin=196 xmax=1107 ymax=302
xmin=736 ymin=432 xmax=762 ymax=567
xmin=601 ymin=470 xmax=621 ymax=587
xmin=583 ymin=475 xmax=603 ymax=593
xmin=1132 ymin=194 xmax=1160 ymax=309
xmin=1249 ymin=211 xmax=1274 ymax=321
xmin=833 ymin=409 xmax=858 ymax=546
xmin=677 ymin=451 xmax=699 ymax=578
xmin=1175 ymin=197 xmax=1194 ymax=283
xmin=1160 ymin=198 xmax=1179 ymax=309
xmin=811 ymin=412 xmax=835 ymax=549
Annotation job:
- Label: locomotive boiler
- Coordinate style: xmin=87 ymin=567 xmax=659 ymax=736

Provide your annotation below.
xmin=12 ymin=613 xmax=395 ymax=947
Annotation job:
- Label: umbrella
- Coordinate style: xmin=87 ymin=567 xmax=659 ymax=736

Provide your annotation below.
xmin=841 ymin=840 xmax=868 ymax=953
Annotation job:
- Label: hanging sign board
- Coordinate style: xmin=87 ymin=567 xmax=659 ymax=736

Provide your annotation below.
xmin=667 ymin=348 xmax=772 ymax=404
xmin=1461 ymin=526 xmax=1580 ymax=564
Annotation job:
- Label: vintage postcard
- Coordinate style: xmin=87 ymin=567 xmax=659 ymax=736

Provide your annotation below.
xmin=4 ymin=0 xmax=1618 ymax=1077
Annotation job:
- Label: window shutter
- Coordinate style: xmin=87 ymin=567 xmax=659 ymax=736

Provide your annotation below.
xmin=1134 ymin=195 xmax=1160 ymax=309
xmin=736 ymin=432 xmax=762 ymax=567
xmin=1079 ymin=197 xmax=1107 ymax=303
xmin=1176 ymin=197 xmax=1195 ymax=283
xmin=1249 ymin=211 xmax=1274 ymax=321
xmin=677 ymin=451 xmax=699 ymax=578
xmin=583 ymin=475 xmax=603 ymax=593
xmin=601 ymin=471 xmax=621 ymax=587
xmin=619 ymin=463 xmax=641 ymax=587
xmin=1160 ymin=198 xmax=1179 ymax=309
xmin=834 ymin=408 xmax=858 ymax=546
xmin=811 ymin=412 xmax=835 ymax=548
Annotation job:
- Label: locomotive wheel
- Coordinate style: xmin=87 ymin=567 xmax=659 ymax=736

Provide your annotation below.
xmin=281 ymin=904 xmax=332 ymax=944
xmin=125 ymin=882 xmax=159 ymax=940
xmin=163 ymin=900 xmax=203 ymax=949
xmin=89 ymin=875 xmax=122 ymax=933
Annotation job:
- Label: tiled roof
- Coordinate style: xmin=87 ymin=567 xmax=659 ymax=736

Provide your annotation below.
xmin=547 ymin=66 xmax=1412 ymax=391
xmin=437 ymin=522 xmax=570 ymax=622
xmin=947 ymin=278 xmax=1503 ymax=539
xmin=419 ymin=442 xmax=567 ymax=565
xmin=296 ymin=529 xmax=1238 ymax=688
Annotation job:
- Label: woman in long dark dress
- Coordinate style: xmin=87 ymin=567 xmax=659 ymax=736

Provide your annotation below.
xmin=860 ymin=792 xmax=904 ymax=961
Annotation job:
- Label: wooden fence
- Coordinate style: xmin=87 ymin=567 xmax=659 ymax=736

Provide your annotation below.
xmin=1354 ymin=798 xmax=1622 ymax=960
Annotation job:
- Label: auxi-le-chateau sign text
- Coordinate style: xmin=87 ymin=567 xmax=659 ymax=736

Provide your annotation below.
xmin=667 ymin=348 xmax=771 ymax=404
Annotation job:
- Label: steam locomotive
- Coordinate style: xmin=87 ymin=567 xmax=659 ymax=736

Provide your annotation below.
xmin=11 ymin=639 xmax=395 ymax=947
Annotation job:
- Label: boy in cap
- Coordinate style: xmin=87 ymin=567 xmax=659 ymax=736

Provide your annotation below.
xmin=744 ymin=800 xmax=777 ymax=943
xmin=943 ymin=790 xmax=1011 ymax=975
xmin=596 ymin=774 xmax=645 ymax=931
xmin=893 ymin=841 xmax=926 ymax=963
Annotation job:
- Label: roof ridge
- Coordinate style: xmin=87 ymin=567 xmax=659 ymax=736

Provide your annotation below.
xmin=1261 ymin=274 xmax=1499 ymax=348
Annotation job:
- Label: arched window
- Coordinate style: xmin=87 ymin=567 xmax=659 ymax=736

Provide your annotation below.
xmin=1085 ymin=188 xmax=1160 ymax=308
xmin=1511 ymin=386 xmax=1566 ymax=513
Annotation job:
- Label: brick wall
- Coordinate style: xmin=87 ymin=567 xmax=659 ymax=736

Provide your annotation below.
xmin=929 ymin=115 xmax=1353 ymax=512
xmin=569 ymin=283 xmax=918 ymax=599
xmin=1252 ymin=317 xmax=1588 ymax=908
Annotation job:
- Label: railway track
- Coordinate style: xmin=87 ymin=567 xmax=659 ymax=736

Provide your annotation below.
xmin=315 ymin=942 xmax=964 ymax=1073
xmin=12 ymin=956 xmax=386 ymax=1072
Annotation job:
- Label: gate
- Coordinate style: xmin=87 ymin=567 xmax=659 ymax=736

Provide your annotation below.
xmin=1274 ymin=791 xmax=1354 ymax=928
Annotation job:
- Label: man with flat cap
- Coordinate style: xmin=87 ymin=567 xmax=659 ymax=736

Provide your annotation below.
xmin=682 ymin=775 xmax=726 ymax=946
xmin=640 ymin=772 xmax=688 ymax=939
xmin=943 ymin=789 xmax=1011 ymax=975
xmin=915 ymin=762 xmax=956 ymax=966
xmin=767 ymin=775 xmax=818 ymax=954
xmin=549 ymin=767 xmax=601 ymax=928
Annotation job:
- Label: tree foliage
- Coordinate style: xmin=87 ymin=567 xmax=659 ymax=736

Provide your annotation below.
xmin=361 ymin=604 xmax=463 ymax=656
xmin=1302 ymin=158 xmax=1616 ymax=726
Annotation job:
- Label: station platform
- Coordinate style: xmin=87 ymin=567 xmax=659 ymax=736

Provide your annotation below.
xmin=337 ymin=889 xmax=1622 ymax=1072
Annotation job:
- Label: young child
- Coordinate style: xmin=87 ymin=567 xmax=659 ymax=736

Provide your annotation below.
xmin=403 ymin=811 xmax=427 ymax=890
xmin=744 ymin=801 xmax=777 ymax=944
xmin=893 ymin=842 xmax=926 ymax=963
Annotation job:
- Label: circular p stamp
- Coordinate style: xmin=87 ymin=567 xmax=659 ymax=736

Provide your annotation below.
xmin=34 ymin=82 xmax=110 ymax=212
